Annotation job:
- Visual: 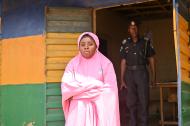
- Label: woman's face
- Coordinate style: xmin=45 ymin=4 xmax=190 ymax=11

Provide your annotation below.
xmin=79 ymin=36 xmax=97 ymax=59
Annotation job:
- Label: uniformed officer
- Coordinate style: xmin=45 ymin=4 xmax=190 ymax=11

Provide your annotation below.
xmin=120 ymin=21 xmax=156 ymax=126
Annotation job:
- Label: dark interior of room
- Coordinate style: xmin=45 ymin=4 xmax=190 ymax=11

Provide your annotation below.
xmin=96 ymin=0 xmax=177 ymax=125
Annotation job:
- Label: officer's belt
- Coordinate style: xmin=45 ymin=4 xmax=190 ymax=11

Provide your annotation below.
xmin=127 ymin=65 xmax=146 ymax=70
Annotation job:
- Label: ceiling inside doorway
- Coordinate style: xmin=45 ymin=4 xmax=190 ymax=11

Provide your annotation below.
xmin=109 ymin=0 xmax=173 ymax=19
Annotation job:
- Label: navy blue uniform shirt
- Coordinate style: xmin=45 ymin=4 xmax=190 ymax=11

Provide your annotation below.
xmin=120 ymin=37 xmax=155 ymax=66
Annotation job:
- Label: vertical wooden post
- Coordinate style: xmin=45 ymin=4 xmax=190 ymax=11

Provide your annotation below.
xmin=93 ymin=9 xmax=96 ymax=34
xmin=160 ymin=86 xmax=164 ymax=126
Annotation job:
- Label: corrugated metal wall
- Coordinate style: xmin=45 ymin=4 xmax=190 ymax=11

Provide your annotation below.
xmin=179 ymin=13 xmax=190 ymax=126
xmin=46 ymin=83 xmax=64 ymax=126
xmin=45 ymin=7 xmax=93 ymax=126
xmin=46 ymin=7 xmax=92 ymax=82
xmin=176 ymin=0 xmax=190 ymax=126
xmin=46 ymin=33 xmax=79 ymax=82
xmin=179 ymin=15 xmax=190 ymax=83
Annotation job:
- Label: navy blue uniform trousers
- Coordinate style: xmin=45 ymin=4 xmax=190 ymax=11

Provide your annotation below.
xmin=125 ymin=69 xmax=149 ymax=126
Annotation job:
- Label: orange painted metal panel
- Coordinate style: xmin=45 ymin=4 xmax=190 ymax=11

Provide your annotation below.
xmin=180 ymin=53 xmax=190 ymax=71
xmin=1 ymin=35 xmax=45 ymax=85
xmin=179 ymin=14 xmax=188 ymax=32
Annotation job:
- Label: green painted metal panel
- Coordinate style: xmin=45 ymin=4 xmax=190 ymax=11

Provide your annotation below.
xmin=0 ymin=86 xmax=2 ymax=125
xmin=47 ymin=121 xmax=65 ymax=126
xmin=46 ymin=83 xmax=65 ymax=125
xmin=47 ymin=101 xmax=62 ymax=108
xmin=181 ymin=82 xmax=190 ymax=126
xmin=46 ymin=88 xmax=61 ymax=96
xmin=0 ymin=84 xmax=46 ymax=126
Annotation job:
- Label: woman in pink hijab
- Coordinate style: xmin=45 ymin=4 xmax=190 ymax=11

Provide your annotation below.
xmin=61 ymin=32 xmax=120 ymax=126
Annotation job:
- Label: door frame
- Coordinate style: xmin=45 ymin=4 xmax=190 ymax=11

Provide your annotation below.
xmin=94 ymin=0 xmax=181 ymax=125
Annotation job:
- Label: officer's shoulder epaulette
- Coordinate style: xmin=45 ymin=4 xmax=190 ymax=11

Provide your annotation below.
xmin=143 ymin=36 xmax=150 ymax=41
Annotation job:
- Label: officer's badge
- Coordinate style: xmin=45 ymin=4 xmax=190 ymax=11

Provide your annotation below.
xmin=122 ymin=39 xmax=127 ymax=45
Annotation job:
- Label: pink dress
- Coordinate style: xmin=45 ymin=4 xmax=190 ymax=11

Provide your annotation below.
xmin=61 ymin=32 xmax=120 ymax=126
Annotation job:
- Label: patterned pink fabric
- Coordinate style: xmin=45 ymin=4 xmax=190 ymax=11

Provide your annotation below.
xmin=61 ymin=32 xmax=120 ymax=126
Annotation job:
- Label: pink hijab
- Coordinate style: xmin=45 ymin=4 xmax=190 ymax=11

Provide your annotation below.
xmin=61 ymin=32 xmax=120 ymax=126
xmin=77 ymin=32 xmax=100 ymax=48
xmin=68 ymin=32 xmax=105 ymax=83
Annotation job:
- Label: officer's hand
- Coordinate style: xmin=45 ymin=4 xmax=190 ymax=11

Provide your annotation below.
xmin=120 ymin=82 xmax=127 ymax=90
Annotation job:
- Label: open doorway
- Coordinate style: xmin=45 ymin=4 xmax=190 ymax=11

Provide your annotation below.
xmin=96 ymin=0 xmax=177 ymax=125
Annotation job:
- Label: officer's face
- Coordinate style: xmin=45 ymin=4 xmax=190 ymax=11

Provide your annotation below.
xmin=128 ymin=25 xmax=138 ymax=38
xmin=79 ymin=36 xmax=97 ymax=59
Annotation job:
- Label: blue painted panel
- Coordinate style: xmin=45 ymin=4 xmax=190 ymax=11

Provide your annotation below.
xmin=47 ymin=0 xmax=148 ymax=8
xmin=0 ymin=0 xmax=2 ymax=15
xmin=2 ymin=0 xmax=46 ymax=38
xmin=178 ymin=0 xmax=189 ymax=21
xmin=2 ymin=0 xmax=149 ymax=38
